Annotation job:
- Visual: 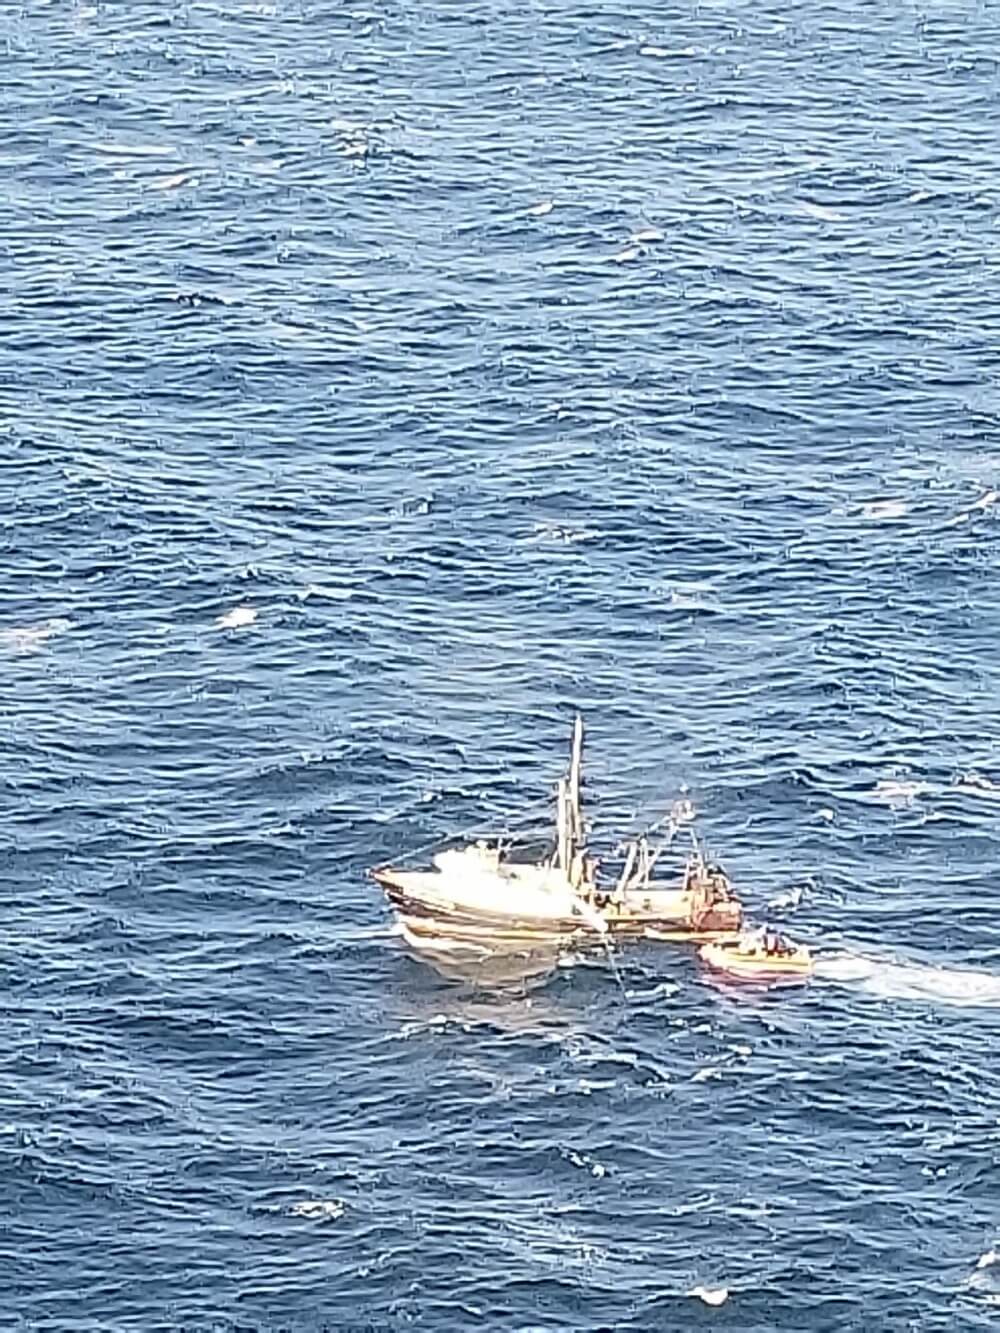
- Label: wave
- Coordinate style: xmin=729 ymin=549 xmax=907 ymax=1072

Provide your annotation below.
xmin=816 ymin=952 xmax=1000 ymax=1007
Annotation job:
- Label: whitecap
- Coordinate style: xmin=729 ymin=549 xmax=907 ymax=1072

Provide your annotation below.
xmin=953 ymin=773 xmax=1000 ymax=800
xmin=566 ymin=1149 xmax=608 ymax=1177
xmin=768 ymin=885 xmax=803 ymax=910
xmin=795 ymin=200 xmax=846 ymax=222
xmin=215 ymin=605 xmax=257 ymax=630
xmin=526 ymin=200 xmax=554 ymax=217
xmin=290 ymin=1199 xmax=345 ymax=1220
xmin=869 ymin=778 xmax=929 ymax=805
xmin=529 ymin=522 xmax=598 ymax=545
xmin=92 ymin=142 xmax=175 ymax=157
xmin=692 ymin=1066 xmax=721 ymax=1083
xmin=150 ymin=171 xmax=192 ymax=190
xmin=688 ymin=1285 xmax=729 ymax=1306
xmin=861 ymin=499 xmax=908 ymax=520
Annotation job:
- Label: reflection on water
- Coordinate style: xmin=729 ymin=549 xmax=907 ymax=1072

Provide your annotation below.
xmin=401 ymin=935 xmax=564 ymax=991
xmin=387 ymin=933 xmax=620 ymax=1039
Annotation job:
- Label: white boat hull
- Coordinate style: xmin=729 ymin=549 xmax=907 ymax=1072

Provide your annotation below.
xmin=373 ymin=847 xmax=742 ymax=945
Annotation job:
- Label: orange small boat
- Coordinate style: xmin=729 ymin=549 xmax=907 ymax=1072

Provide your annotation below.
xmin=700 ymin=928 xmax=813 ymax=982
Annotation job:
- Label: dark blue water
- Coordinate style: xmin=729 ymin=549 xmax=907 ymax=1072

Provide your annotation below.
xmin=4 ymin=2 xmax=1000 ymax=1328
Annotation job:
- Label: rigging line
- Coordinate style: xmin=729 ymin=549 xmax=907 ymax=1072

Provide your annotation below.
xmin=373 ymin=799 xmax=557 ymax=869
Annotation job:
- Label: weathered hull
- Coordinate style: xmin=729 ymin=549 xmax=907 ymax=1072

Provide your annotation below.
xmin=373 ymin=867 xmax=742 ymax=946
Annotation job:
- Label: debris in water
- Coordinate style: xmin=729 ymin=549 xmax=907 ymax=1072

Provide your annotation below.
xmin=526 ymin=200 xmax=554 ymax=216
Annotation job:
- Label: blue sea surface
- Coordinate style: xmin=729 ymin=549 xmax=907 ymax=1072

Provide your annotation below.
xmin=3 ymin=1 xmax=1000 ymax=1328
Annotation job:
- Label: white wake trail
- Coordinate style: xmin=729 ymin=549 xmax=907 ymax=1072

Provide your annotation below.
xmin=816 ymin=952 xmax=1000 ymax=1007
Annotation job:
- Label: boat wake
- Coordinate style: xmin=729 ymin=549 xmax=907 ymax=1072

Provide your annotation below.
xmin=815 ymin=953 xmax=1000 ymax=1007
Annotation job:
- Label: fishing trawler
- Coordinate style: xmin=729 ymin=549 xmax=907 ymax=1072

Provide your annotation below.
xmin=370 ymin=715 xmax=744 ymax=948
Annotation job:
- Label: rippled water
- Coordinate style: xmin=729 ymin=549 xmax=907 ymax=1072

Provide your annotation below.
xmin=4 ymin=1 xmax=1000 ymax=1328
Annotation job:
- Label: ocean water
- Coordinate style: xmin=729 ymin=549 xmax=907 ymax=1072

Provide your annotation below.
xmin=3 ymin=0 xmax=1000 ymax=1328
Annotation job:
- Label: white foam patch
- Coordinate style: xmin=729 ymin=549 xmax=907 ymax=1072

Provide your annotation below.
xmin=952 ymin=773 xmax=1000 ymax=801
xmin=862 ymin=499 xmax=909 ymax=520
xmin=692 ymin=1066 xmax=722 ymax=1083
xmin=527 ymin=523 xmax=598 ymax=545
xmin=767 ymin=885 xmax=803 ymax=910
xmin=526 ymin=200 xmax=554 ymax=216
xmin=795 ymin=200 xmax=846 ymax=222
xmin=215 ymin=605 xmax=257 ymax=630
xmin=688 ymin=1285 xmax=729 ymax=1306
xmin=566 ymin=1149 xmax=608 ymax=1178
xmin=945 ymin=488 xmax=998 ymax=526
xmin=92 ymin=142 xmax=175 ymax=157
xmin=150 ymin=171 xmax=193 ymax=190
xmin=290 ymin=1199 xmax=345 ymax=1220
xmin=816 ymin=953 xmax=1000 ymax=1007
xmin=869 ymin=778 xmax=930 ymax=805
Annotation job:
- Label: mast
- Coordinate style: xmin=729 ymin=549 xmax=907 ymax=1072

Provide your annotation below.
xmin=556 ymin=777 xmax=570 ymax=872
xmin=568 ymin=712 xmax=583 ymax=853
xmin=555 ymin=715 xmax=585 ymax=879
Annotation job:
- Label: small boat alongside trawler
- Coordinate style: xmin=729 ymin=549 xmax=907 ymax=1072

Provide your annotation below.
xmin=370 ymin=715 xmax=746 ymax=951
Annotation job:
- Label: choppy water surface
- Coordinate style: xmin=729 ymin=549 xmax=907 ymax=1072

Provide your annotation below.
xmin=4 ymin=1 xmax=1000 ymax=1328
